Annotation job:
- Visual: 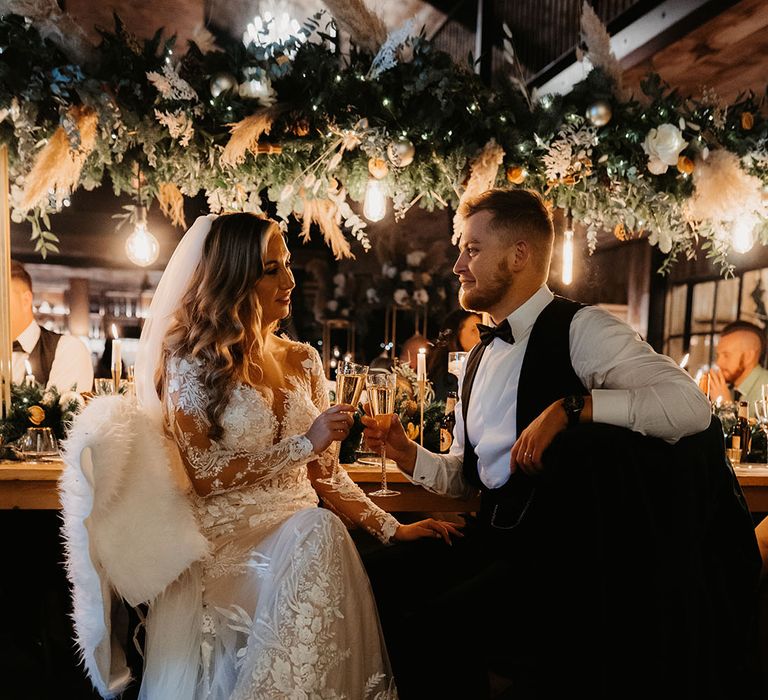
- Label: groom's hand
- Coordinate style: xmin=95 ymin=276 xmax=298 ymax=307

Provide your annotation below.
xmin=510 ymin=400 xmax=568 ymax=475
xmin=511 ymin=397 xmax=593 ymax=475
xmin=361 ymin=407 xmax=417 ymax=473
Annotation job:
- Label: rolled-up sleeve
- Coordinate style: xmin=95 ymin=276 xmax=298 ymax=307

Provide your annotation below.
xmin=572 ymin=307 xmax=711 ymax=443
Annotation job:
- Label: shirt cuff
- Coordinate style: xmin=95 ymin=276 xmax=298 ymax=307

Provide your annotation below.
xmin=591 ymin=389 xmax=630 ymax=429
xmin=406 ymin=443 xmax=441 ymax=487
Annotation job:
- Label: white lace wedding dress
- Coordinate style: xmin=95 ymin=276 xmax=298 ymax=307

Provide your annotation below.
xmin=139 ymin=342 xmax=399 ymax=700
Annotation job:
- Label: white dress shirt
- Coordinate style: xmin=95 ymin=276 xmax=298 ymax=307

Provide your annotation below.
xmin=409 ymin=285 xmax=712 ymax=498
xmin=12 ymin=320 xmax=94 ymax=392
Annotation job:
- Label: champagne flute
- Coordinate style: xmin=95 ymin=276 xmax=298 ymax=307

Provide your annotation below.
xmin=366 ymin=371 xmax=400 ymax=497
xmin=317 ymin=360 xmax=368 ymax=485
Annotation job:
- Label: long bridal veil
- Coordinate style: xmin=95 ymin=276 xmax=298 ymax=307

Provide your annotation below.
xmin=134 ymin=214 xmax=216 ymax=426
xmin=134 ymin=215 xmax=215 ymax=700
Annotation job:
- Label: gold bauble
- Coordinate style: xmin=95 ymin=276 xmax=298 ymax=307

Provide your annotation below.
xmin=505 ymin=166 xmax=526 ymax=184
xmin=585 ymin=100 xmax=612 ymax=127
xmin=677 ymin=155 xmax=695 ymax=174
xmin=28 ymin=405 xmax=45 ymax=425
xmin=386 ymin=138 xmax=415 ymax=168
xmin=368 ymin=157 xmax=389 ymax=179
xmin=209 ymin=72 xmax=238 ymax=98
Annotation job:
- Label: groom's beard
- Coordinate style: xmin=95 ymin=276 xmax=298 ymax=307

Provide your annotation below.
xmin=459 ymin=260 xmax=511 ymax=314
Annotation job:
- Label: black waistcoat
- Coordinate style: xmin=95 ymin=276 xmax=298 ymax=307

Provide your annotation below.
xmin=461 ymin=296 xmax=587 ymax=528
xmin=27 ymin=326 xmax=62 ymax=387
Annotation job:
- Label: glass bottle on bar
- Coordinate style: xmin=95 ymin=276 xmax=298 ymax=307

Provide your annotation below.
xmin=733 ymin=400 xmax=751 ymax=463
xmin=440 ymin=391 xmax=458 ymax=453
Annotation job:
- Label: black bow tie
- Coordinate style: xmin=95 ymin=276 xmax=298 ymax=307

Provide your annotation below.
xmin=477 ymin=319 xmax=514 ymax=347
xmin=12 ymin=340 xmax=22 ymax=352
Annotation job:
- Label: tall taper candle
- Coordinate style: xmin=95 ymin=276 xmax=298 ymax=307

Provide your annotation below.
xmin=24 ymin=359 xmax=35 ymax=386
xmin=111 ymin=323 xmax=122 ymax=394
xmin=417 ymin=348 xmax=426 ymax=446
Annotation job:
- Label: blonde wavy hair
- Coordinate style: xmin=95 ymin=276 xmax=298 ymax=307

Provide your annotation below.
xmin=157 ymin=212 xmax=281 ymax=440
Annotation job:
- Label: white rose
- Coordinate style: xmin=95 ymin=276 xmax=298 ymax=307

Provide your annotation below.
xmin=642 ymin=123 xmax=687 ymax=175
xmin=382 ymin=264 xmax=398 ymax=279
xmin=413 ymin=289 xmax=429 ymax=305
xmin=326 ymin=300 xmax=339 ymax=312
xmin=400 ymin=270 xmax=414 ymax=282
xmin=406 ymin=250 xmax=427 ymax=267
xmin=393 ymin=289 xmax=410 ymax=305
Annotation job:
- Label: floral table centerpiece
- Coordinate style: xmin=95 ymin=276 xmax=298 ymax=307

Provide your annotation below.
xmin=0 ymin=383 xmax=83 ymax=460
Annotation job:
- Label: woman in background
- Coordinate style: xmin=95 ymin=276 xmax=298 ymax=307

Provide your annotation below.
xmin=427 ymin=308 xmax=481 ymax=402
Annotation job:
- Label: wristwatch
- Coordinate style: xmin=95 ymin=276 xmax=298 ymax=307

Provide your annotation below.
xmin=563 ymin=395 xmax=585 ymax=428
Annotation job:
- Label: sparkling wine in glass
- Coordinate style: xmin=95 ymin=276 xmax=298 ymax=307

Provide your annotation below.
xmin=317 ymin=360 xmax=369 ymax=485
xmin=367 ymin=371 xmax=400 ymax=497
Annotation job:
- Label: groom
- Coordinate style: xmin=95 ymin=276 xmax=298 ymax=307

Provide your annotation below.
xmin=362 ymin=188 xmax=760 ymax=698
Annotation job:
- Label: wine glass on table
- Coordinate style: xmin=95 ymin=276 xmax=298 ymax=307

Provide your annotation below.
xmin=448 ymin=351 xmax=467 ymax=380
xmin=317 ymin=360 xmax=368 ymax=485
xmin=366 ymin=371 xmax=400 ymax=497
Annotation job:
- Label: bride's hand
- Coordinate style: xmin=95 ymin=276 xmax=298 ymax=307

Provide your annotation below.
xmin=305 ymin=404 xmax=355 ymax=454
xmin=393 ymin=518 xmax=464 ymax=545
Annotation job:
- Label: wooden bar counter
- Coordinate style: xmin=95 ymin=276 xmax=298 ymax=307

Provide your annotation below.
xmin=2 ymin=459 xmax=767 ymax=515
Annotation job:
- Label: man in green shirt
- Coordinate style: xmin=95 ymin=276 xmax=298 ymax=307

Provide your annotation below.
xmin=709 ymin=320 xmax=768 ymax=406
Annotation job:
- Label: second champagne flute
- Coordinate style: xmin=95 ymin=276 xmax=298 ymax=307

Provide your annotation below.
xmin=317 ymin=360 xmax=368 ymax=485
xmin=366 ymin=371 xmax=400 ymax=497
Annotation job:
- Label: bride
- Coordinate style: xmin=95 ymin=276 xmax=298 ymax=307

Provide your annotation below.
xmin=132 ymin=212 xmax=461 ymax=699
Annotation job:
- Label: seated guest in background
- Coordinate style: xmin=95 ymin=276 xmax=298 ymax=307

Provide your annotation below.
xmin=427 ymin=308 xmax=482 ymax=401
xmin=10 ymin=259 xmax=93 ymax=392
xmin=709 ymin=320 xmax=768 ymax=405
xmin=363 ymin=188 xmax=759 ymax=699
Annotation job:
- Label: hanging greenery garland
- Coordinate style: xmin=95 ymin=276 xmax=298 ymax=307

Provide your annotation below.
xmin=0 ymin=3 xmax=765 ymax=274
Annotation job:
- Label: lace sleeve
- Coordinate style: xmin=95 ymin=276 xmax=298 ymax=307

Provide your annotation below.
xmin=165 ymin=356 xmax=315 ymax=497
xmin=304 ymin=347 xmax=400 ymax=544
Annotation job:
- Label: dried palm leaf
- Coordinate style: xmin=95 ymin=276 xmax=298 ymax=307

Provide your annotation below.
xmin=220 ymin=106 xmax=283 ymax=168
xmin=157 ymin=182 xmax=186 ymax=229
xmin=20 ymin=106 xmax=98 ymax=211
xmin=579 ymin=1 xmax=628 ymax=101
xmin=298 ymin=198 xmax=353 ymax=260
xmin=452 ymin=139 xmax=505 ymax=243
xmin=322 ymin=0 xmax=387 ymax=54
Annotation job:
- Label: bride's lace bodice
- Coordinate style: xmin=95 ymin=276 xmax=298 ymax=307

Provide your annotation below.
xmin=164 ymin=342 xmax=399 ymax=544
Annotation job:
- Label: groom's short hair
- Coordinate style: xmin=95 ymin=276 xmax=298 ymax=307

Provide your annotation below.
xmin=458 ymin=188 xmax=554 ymax=270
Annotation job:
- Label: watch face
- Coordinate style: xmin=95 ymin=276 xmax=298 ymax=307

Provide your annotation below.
xmin=564 ymin=396 xmax=583 ymax=427
xmin=565 ymin=395 xmax=584 ymax=415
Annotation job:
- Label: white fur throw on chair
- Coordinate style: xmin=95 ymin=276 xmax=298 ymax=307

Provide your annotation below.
xmin=59 ymin=395 xmax=209 ymax=698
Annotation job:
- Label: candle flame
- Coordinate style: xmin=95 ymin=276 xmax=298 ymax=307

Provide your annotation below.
xmin=111 ymin=323 xmax=119 ymax=340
